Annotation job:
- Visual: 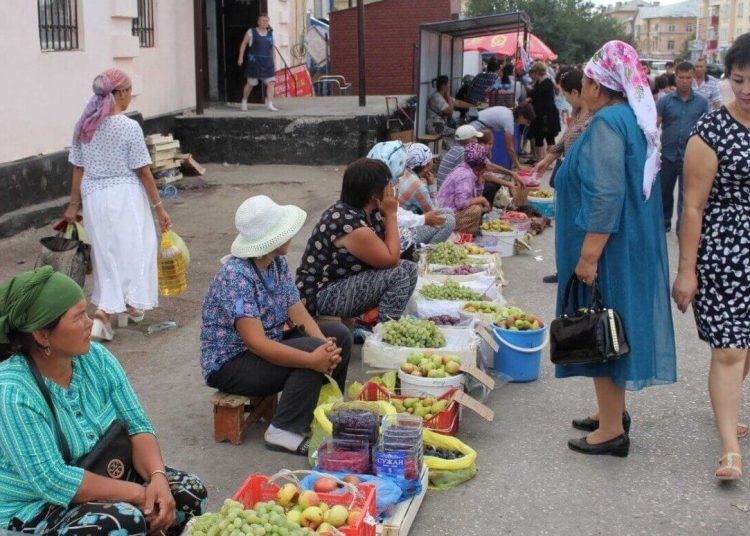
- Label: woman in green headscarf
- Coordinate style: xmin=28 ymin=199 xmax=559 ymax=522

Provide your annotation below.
xmin=0 ymin=267 xmax=206 ymax=536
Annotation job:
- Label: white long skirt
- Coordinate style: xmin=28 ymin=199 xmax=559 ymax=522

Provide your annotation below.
xmin=83 ymin=182 xmax=158 ymax=314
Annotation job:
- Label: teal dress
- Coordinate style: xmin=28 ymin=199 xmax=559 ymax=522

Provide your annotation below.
xmin=554 ymin=103 xmax=677 ymax=391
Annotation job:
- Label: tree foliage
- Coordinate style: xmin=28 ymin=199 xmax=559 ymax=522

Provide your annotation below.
xmin=465 ymin=0 xmax=631 ymax=64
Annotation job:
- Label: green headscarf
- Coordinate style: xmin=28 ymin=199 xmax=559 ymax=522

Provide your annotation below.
xmin=0 ymin=267 xmax=85 ymax=344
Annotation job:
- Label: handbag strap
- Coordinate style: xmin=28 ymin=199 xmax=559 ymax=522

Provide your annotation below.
xmin=560 ymin=274 xmax=605 ymax=316
xmin=25 ymin=357 xmax=72 ymax=463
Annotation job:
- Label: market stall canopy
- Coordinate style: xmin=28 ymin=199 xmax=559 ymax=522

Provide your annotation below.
xmin=416 ymin=11 xmax=532 ymax=137
xmin=464 ymin=32 xmax=557 ymax=60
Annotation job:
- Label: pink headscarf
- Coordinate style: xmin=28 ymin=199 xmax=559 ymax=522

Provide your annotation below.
xmin=72 ymin=68 xmax=132 ymax=144
xmin=584 ymin=41 xmax=660 ymax=200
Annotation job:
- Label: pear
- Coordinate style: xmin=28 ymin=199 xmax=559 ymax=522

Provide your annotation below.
xmin=407 ymin=353 xmax=422 ymax=366
xmin=431 ymin=355 xmax=443 ymax=368
xmin=422 ymin=397 xmax=435 ymax=407
xmin=400 ymin=363 xmax=416 ymax=374
xmin=427 ymin=369 xmax=442 ymax=378
xmin=403 ymin=397 xmax=419 ymax=409
xmin=413 ymin=405 xmax=428 ymax=418
xmin=445 ymin=361 xmax=461 ymax=375
xmin=433 ymin=400 xmax=449 ymax=412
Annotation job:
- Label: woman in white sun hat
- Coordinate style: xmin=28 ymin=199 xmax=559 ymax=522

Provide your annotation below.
xmin=199 ymin=195 xmax=352 ymax=456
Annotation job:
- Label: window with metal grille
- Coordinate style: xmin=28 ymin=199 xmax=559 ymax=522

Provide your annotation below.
xmin=132 ymin=0 xmax=155 ymax=48
xmin=37 ymin=0 xmax=79 ymax=51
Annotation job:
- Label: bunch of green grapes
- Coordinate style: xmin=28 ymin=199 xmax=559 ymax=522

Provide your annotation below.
xmin=420 ymin=280 xmax=480 ymax=301
xmin=426 ymin=242 xmax=469 ymax=266
xmin=188 ymin=499 xmax=305 ymax=536
xmin=382 ymin=318 xmax=447 ymax=348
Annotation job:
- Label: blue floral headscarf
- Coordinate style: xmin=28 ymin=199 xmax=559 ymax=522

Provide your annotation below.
xmin=367 ymin=141 xmax=407 ymax=184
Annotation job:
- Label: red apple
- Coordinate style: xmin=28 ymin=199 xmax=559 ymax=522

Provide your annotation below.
xmin=314 ymin=477 xmax=338 ymax=494
xmin=342 ymin=475 xmax=362 ymax=486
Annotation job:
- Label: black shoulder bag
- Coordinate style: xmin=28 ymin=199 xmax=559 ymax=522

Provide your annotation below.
xmin=550 ymin=275 xmax=630 ymax=366
xmin=26 ymin=358 xmax=136 ymax=481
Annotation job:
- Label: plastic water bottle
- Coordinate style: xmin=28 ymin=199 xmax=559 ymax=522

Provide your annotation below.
xmin=158 ymin=233 xmax=188 ymax=296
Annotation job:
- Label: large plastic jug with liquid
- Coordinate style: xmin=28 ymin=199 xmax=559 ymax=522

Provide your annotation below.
xmin=158 ymin=233 xmax=188 ymax=296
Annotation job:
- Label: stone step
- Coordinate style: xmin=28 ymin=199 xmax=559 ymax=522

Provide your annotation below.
xmin=0 ymin=196 xmax=68 ymax=239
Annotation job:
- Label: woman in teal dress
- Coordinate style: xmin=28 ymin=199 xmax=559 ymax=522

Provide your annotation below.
xmin=554 ymin=41 xmax=677 ymax=457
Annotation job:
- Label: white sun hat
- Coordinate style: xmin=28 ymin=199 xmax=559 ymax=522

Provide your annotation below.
xmin=455 ymin=124 xmax=484 ymax=141
xmin=230 ymin=196 xmax=307 ymax=258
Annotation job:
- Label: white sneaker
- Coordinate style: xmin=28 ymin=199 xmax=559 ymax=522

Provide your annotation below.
xmin=240 ymin=101 xmax=248 ymax=111
xmin=266 ymin=102 xmax=279 ymax=112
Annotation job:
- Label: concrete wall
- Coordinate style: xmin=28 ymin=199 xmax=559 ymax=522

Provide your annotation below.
xmin=0 ymin=0 xmax=195 ymax=164
xmin=329 ymin=0 xmax=456 ymax=95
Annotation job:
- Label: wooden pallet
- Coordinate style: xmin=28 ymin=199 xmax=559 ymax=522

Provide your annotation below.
xmin=377 ymin=466 xmax=428 ymax=536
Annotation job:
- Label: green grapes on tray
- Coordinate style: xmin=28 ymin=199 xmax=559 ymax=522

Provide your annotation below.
xmin=188 ymin=499 xmax=306 ymax=536
xmin=381 ymin=318 xmax=446 ymax=348
xmin=426 ymin=242 xmax=469 ymax=266
xmin=420 ymin=280 xmax=481 ymax=301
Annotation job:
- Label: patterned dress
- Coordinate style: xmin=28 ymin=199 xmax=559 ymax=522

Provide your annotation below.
xmin=691 ymin=107 xmax=750 ymax=348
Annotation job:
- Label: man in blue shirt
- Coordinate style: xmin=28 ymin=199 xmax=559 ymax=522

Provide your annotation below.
xmin=657 ymin=61 xmax=710 ymax=233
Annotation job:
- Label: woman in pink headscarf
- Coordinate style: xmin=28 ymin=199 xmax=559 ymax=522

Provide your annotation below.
xmin=64 ymin=68 xmax=171 ymax=341
xmin=553 ymin=41 xmax=676 ymax=458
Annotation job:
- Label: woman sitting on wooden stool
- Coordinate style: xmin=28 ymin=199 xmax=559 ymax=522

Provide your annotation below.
xmin=200 ymin=196 xmax=352 ymax=457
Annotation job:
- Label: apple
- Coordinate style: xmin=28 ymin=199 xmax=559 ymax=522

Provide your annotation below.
xmin=347 ymin=508 xmax=364 ymax=526
xmin=317 ymin=521 xmax=334 ymax=535
xmin=301 ymin=506 xmax=324 ymax=529
xmin=319 ymin=502 xmax=329 ymax=513
xmin=287 ymin=510 xmax=302 ymax=524
xmin=298 ymin=490 xmax=321 ymax=510
xmin=325 ymin=505 xmax=349 ymax=527
xmin=277 ymin=483 xmax=300 ymax=508
xmin=314 ymin=477 xmax=338 ymax=494
xmin=342 ymin=474 xmax=361 ymax=486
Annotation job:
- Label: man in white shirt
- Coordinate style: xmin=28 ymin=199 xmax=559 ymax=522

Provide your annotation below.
xmin=693 ymin=57 xmax=722 ymax=110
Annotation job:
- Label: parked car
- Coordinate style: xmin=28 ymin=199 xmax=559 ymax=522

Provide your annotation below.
xmin=707 ymin=63 xmax=725 ymax=79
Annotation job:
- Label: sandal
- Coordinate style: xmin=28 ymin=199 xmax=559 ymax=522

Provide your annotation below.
xmin=91 ymin=316 xmax=114 ymax=342
xmin=126 ymin=306 xmax=145 ymax=323
xmin=716 ymin=453 xmax=743 ymax=481
xmin=738 ymin=423 xmax=749 ymax=439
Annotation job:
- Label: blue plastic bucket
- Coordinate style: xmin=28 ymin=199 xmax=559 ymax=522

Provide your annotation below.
xmin=528 ymin=197 xmax=555 ymax=218
xmin=492 ymin=326 xmax=548 ymax=382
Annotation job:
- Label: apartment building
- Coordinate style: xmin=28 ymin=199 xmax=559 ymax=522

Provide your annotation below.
xmin=606 ymin=0 xmax=653 ymax=38
xmin=698 ymin=0 xmax=750 ymax=61
xmin=634 ymin=0 xmax=698 ymax=59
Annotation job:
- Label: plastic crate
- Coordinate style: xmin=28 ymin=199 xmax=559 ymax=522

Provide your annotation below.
xmin=355 ymin=381 xmax=460 ymax=436
xmin=232 ymin=472 xmax=377 ymax=536
xmin=528 ymin=197 xmax=555 ymax=218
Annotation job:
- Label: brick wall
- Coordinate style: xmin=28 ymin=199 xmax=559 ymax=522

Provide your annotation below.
xmin=330 ymin=0 xmax=456 ymax=95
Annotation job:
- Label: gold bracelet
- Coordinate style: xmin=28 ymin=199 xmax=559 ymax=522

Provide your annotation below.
xmin=149 ymin=469 xmax=168 ymax=482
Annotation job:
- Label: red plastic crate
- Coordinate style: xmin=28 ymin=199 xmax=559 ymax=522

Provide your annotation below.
xmin=232 ymin=473 xmax=377 ymax=536
xmin=355 ymin=381 xmax=460 ymax=436
xmin=451 ymin=233 xmax=475 ymax=245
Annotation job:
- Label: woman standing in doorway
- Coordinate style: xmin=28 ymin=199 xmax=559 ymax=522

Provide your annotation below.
xmin=237 ymin=13 xmax=278 ymax=112
xmin=64 ymin=68 xmax=171 ymax=342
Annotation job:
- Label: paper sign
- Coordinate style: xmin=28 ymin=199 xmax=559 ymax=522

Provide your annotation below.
xmin=460 ymin=362 xmax=496 ymax=389
xmin=274 ymin=64 xmax=313 ymax=97
xmin=451 ymin=390 xmax=494 ymax=421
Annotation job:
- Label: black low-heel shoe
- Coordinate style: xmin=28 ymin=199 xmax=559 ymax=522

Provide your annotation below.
xmin=568 ymin=434 xmax=630 ymax=457
xmin=572 ymin=411 xmax=631 ymax=433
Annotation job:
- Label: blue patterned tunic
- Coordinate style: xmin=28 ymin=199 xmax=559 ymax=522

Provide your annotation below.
xmin=200 ymin=256 xmax=300 ymax=381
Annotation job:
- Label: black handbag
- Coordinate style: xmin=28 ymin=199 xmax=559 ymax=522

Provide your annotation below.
xmin=550 ymin=275 xmax=630 ymax=366
xmin=26 ymin=358 xmax=135 ymax=481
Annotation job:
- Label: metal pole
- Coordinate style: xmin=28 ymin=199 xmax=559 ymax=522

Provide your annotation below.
xmin=194 ymin=0 xmax=205 ymax=114
xmin=357 ymin=0 xmax=366 ymax=106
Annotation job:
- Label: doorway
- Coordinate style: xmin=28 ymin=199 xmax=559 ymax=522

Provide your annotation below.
xmin=216 ymin=0 xmax=268 ymax=103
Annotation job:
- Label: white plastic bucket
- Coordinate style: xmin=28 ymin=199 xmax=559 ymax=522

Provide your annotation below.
xmin=481 ymin=231 xmax=517 ymax=257
xmin=398 ymin=369 xmax=465 ymax=397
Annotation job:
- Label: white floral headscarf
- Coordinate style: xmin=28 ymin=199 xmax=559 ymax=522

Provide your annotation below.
xmin=367 ymin=141 xmax=407 ymax=184
xmin=405 ymin=143 xmax=433 ymax=170
xmin=584 ymin=40 xmax=661 ymax=200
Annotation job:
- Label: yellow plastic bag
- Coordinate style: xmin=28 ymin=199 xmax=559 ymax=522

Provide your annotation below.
xmin=308 ymin=400 xmax=396 ymax=468
xmin=423 ymin=429 xmax=477 ymax=490
xmin=166 ymin=230 xmax=190 ymax=267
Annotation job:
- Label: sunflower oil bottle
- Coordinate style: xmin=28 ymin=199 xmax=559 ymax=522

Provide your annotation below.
xmin=158 ymin=233 xmax=188 ymax=296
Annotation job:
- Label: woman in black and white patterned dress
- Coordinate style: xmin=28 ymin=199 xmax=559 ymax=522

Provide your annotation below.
xmin=673 ymin=34 xmax=750 ymax=481
xmin=296 ymin=159 xmax=418 ymax=322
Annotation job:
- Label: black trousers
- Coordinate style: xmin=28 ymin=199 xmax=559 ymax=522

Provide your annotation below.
xmin=483 ymin=182 xmax=500 ymax=207
xmin=660 ymin=157 xmax=684 ymax=231
xmin=207 ymin=322 xmax=352 ymax=434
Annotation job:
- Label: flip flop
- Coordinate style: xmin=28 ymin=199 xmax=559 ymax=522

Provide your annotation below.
xmin=263 ymin=437 xmax=310 ymax=457
xmin=716 ymin=453 xmax=742 ymax=481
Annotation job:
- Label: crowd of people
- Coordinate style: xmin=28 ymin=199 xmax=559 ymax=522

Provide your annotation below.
xmin=0 ymin=31 xmax=749 ymax=535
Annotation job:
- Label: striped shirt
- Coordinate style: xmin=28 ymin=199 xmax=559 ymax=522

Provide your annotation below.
xmin=0 ymin=343 xmax=155 ymax=527
xmin=398 ymin=172 xmax=438 ymax=215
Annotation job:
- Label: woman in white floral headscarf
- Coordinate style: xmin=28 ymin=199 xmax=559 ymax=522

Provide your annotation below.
xmin=553 ymin=41 xmax=676 ymax=458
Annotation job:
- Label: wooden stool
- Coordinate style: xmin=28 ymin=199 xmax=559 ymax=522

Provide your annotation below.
xmin=417 ymin=133 xmax=442 ymax=154
xmin=211 ymin=392 xmax=277 ymax=445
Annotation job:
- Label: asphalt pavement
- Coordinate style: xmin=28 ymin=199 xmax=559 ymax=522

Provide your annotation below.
xmin=1 ymin=163 xmax=748 ymax=535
